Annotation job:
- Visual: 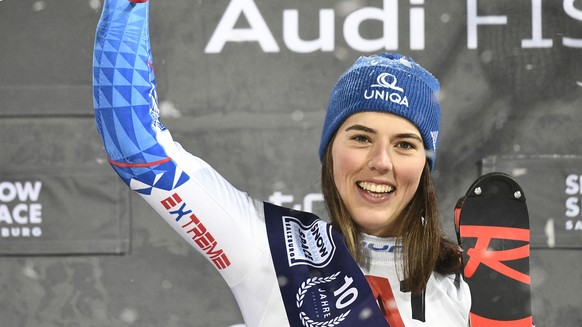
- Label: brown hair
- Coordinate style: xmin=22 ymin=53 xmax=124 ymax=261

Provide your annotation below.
xmin=321 ymin=143 xmax=462 ymax=293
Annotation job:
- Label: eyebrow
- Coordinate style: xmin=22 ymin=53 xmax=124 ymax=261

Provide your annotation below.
xmin=345 ymin=124 xmax=376 ymax=134
xmin=344 ymin=124 xmax=424 ymax=143
xmin=396 ymin=133 xmax=424 ymax=143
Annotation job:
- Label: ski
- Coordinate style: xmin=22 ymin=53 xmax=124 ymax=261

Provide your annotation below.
xmin=454 ymin=172 xmax=534 ymax=326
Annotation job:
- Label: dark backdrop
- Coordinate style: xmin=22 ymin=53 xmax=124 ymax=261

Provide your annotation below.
xmin=1 ymin=0 xmax=581 ymax=326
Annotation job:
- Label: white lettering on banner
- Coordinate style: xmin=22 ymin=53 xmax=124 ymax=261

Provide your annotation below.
xmin=521 ymin=0 xmax=553 ymax=48
xmin=466 ymin=0 xmax=507 ymax=49
xmin=467 ymin=0 xmax=582 ymax=49
xmin=564 ymin=0 xmax=582 ymax=47
xmin=343 ymin=0 xmax=399 ymax=52
xmin=283 ymin=9 xmax=335 ymax=53
xmin=565 ymin=174 xmax=582 ymax=195
xmin=0 ymin=181 xmax=42 ymax=202
xmin=1 ymin=227 xmax=42 ymax=238
xmin=565 ymin=197 xmax=580 ymax=217
xmin=410 ymin=1 xmax=425 ymax=50
xmin=205 ymin=0 xmax=279 ymax=53
xmin=565 ymin=174 xmax=582 ymax=218
xmin=206 ymin=0 xmax=582 ymax=53
xmin=0 ymin=181 xmax=43 ymax=239
xmin=0 ymin=204 xmax=42 ymax=224
xmin=565 ymin=220 xmax=582 ymax=231
xmin=205 ymin=0 xmax=423 ymax=53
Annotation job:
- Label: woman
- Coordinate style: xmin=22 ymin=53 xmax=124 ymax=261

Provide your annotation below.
xmin=93 ymin=0 xmax=470 ymax=326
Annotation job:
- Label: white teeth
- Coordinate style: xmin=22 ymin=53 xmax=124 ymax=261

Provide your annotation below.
xmin=357 ymin=182 xmax=394 ymax=194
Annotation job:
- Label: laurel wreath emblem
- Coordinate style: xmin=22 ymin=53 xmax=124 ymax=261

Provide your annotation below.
xmin=299 ymin=311 xmax=350 ymax=327
xmin=295 ymin=272 xmax=349 ymax=327
xmin=296 ymin=271 xmax=340 ymax=307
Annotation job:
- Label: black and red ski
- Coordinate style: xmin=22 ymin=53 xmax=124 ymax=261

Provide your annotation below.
xmin=454 ymin=172 xmax=533 ymax=327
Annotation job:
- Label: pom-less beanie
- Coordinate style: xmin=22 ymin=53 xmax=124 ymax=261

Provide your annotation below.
xmin=319 ymin=53 xmax=441 ymax=171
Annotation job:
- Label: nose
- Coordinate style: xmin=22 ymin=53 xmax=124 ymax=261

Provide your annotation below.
xmin=368 ymin=145 xmax=393 ymax=173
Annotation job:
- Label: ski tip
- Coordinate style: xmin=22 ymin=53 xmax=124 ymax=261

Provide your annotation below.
xmin=464 ymin=172 xmax=526 ymax=203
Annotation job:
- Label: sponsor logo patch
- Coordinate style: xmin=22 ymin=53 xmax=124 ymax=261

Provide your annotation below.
xmin=364 ymin=73 xmax=409 ymax=107
xmin=283 ymin=215 xmax=336 ymax=268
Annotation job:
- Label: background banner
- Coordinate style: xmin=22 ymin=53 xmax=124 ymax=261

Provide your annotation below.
xmin=0 ymin=0 xmax=580 ymax=326
xmin=482 ymin=155 xmax=582 ymax=249
xmin=0 ymin=169 xmax=130 ymax=255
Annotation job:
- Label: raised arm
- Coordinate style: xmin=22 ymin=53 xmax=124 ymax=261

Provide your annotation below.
xmin=92 ymin=0 xmax=263 ymax=286
xmin=93 ymin=0 xmax=174 ymax=190
xmin=92 ymin=2 xmax=299 ymax=325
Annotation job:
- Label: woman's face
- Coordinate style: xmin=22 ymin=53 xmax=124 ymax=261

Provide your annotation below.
xmin=331 ymin=112 xmax=426 ymax=237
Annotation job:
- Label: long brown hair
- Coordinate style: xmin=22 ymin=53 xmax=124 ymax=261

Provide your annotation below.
xmin=321 ymin=143 xmax=462 ymax=293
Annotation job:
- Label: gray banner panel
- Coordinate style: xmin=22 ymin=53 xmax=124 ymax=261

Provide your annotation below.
xmin=0 ymin=117 xmax=130 ymax=255
xmin=0 ymin=169 xmax=130 ymax=255
xmin=0 ymin=85 xmax=91 ymax=117
xmin=482 ymin=155 xmax=582 ymax=249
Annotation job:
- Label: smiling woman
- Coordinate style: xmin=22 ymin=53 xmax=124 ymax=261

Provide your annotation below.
xmin=319 ymin=54 xmax=466 ymax=302
xmin=93 ymin=1 xmax=470 ymax=326
xmin=330 ymin=112 xmax=426 ymax=237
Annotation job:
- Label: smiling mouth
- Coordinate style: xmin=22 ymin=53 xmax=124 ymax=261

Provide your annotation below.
xmin=357 ymin=181 xmax=394 ymax=197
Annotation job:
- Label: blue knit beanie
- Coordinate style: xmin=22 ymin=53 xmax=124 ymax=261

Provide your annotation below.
xmin=319 ymin=53 xmax=441 ymax=170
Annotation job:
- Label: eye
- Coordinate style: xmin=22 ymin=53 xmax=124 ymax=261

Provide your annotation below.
xmin=351 ymin=134 xmax=371 ymax=144
xmin=396 ymin=141 xmax=415 ymax=150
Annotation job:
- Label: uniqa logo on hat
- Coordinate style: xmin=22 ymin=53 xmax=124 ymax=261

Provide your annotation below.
xmin=363 ymin=72 xmax=410 ymax=107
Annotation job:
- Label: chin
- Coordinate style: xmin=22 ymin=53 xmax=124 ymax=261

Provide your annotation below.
xmin=355 ymin=219 xmax=393 ymax=236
